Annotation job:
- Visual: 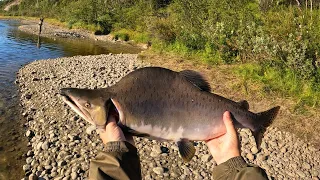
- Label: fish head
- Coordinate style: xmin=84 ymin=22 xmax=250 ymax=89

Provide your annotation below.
xmin=60 ymin=88 xmax=111 ymax=129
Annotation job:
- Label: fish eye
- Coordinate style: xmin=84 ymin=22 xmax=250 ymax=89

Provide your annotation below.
xmin=85 ymin=102 xmax=91 ymax=108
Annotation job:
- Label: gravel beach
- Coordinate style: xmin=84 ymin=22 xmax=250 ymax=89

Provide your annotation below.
xmin=17 ymin=54 xmax=320 ymax=180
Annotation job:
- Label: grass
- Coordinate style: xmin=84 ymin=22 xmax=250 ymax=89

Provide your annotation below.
xmin=235 ymin=64 xmax=320 ymax=109
xmin=111 ymin=29 xmax=150 ymax=43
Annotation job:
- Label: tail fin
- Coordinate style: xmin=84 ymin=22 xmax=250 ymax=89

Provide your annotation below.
xmin=253 ymin=106 xmax=280 ymax=149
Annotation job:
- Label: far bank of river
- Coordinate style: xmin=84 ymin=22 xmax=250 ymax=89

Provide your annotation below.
xmin=0 ymin=18 xmax=143 ymax=180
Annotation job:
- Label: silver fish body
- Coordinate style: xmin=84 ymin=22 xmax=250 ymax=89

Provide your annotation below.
xmin=60 ymin=67 xmax=280 ymax=161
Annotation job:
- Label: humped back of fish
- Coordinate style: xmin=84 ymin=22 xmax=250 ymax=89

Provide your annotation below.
xmin=109 ymin=67 xmax=280 ymax=161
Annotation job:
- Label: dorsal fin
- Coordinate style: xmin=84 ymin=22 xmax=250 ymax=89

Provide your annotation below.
xmin=237 ymin=100 xmax=249 ymax=110
xmin=179 ymin=70 xmax=211 ymax=92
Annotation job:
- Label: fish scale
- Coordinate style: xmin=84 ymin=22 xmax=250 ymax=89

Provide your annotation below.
xmin=60 ymin=67 xmax=280 ymax=162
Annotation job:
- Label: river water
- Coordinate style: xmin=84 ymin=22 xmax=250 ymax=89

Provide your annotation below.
xmin=0 ymin=19 xmax=141 ymax=179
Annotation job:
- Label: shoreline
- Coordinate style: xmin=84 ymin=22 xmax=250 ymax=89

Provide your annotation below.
xmin=17 ymin=54 xmax=320 ymax=179
xmin=12 ymin=17 xmax=149 ymax=50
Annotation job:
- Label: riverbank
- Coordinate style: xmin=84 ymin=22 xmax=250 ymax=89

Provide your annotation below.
xmin=17 ymin=54 xmax=320 ymax=179
xmin=14 ymin=17 xmax=149 ymax=50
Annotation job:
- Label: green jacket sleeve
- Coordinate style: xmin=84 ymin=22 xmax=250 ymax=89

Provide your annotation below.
xmin=89 ymin=141 xmax=142 ymax=180
xmin=212 ymin=156 xmax=268 ymax=180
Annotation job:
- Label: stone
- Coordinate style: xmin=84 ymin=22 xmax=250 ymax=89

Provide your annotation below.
xmin=311 ymin=170 xmax=319 ymax=177
xmin=27 ymin=150 xmax=34 ymax=157
xmin=86 ymin=125 xmax=96 ymax=135
xmin=297 ymin=170 xmax=306 ymax=178
xmin=44 ymin=165 xmax=52 ymax=170
xmin=58 ymin=160 xmax=67 ymax=167
xmin=26 ymin=130 xmax=34 ymax=138
xmin=26 ymin=157 xmax=33 ymax=164
xmin=201 ymin=154 xmax=212 ymax=163
xmin=153 ymin=167 xmax=164 ymax=175
xmin=23 ymin=164 xmax=31 ymax=171
xmin=152 ymin=145 xmax=162 ymax=154
xmin=246 ymin=153 xmax=254 ymax=161
xmin=28 ymin=174 xmax=38 ymax=180
xmin=41 ymin=141 xmax=49 ymax=150
xmin=71 ymin=172 xmax=78 ymax=180
xmin=36 ymin=142 xmax=43 ymax=150
xmin=150 ymin=152 xmax=159 ymax=157
xmin=251 ymin=146 xmax=259 ymax=154
xmin=302 ymin=162 xmax=311 ymax=170
xmin=280 ymin=147 xmax=287 ymax=153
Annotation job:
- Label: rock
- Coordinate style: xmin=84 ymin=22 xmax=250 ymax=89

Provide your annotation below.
xmin=71 ymin=172 xmax=78 ymax=180
xmin=280 ymin=147 xmax=287 ymax=153
xmin=311 ymin=169 xmax=319 ymax=177
xmin=44 ymin=165 xmax=52 ymax=170
xmin=58 ymin=160 xmax=67 ymax=167
xmin=28 ymin=174 xmax=38 ymax=180
xmin=201 ymin=154 xmax=212 ymax=163
xmin=41 ymin=141 xmax=49 ymax=150
xmin=246 ymin=153 xmax=254 ymax=161
xmin=26 ymin=157 xmax=33 ymax=164
xmin=86 ymin=125 xmax=96 ymax=135
xmin=297 ymin=170 xmax=306 ymax=178
xmin=250 ymin=146 xmax=259 ymax=154
xmin=302 ymin=162 xmax=311 ymax=170
xmin=36 ymin=142 xmax=43 ymax=150
xmin=153 ymin=167 xmax=164 ymax=175
xmin=26 ymin=130 xmax=34 ymax=138
xmin=152 ymin=145 xmax=162 ymax=154
xmin=25 ymin=94 xmax=32 ymax=100
xmin=23 ymin=164 xmax=31 ymax=171
xmin=150 ymin=152 xmax=159 ymax=157
xmin=27 ymin=150 xmax=34 ymax=157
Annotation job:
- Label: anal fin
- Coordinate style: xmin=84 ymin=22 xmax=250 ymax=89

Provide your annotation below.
xmin=177 ymin=140 xmax=196 ymax=162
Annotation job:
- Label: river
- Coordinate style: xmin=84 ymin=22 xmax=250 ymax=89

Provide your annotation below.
xmin=0 ymin=19 xmax=141 ymax=179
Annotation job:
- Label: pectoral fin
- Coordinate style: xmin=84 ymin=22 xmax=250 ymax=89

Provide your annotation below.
xmin=177 ymin=140 xmax=196 ymax=162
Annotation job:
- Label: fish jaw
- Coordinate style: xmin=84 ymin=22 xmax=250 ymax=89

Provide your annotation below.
xmin=61 ymin=95 xmax=95 ymax=125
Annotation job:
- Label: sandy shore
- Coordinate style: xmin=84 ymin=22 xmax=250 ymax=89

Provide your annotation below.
xmin=17 ymin=54 xmax=320 ymax=180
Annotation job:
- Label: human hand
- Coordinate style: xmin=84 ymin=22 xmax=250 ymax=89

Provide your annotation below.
xmin=206 ymin=111 xmax=240 ymax=165
xmin=99 ymin=113 xmax=135 ymax=145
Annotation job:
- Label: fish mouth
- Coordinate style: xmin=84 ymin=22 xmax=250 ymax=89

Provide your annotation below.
xmin=60 ymin=91 xmax=95 ymax=125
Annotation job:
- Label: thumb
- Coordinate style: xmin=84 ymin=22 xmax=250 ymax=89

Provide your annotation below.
xmin=223 ymin=111 xmax=237 ymax=134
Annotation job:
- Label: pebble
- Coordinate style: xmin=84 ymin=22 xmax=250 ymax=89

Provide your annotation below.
xmin=280 ymin=147 xmax=287 ymax=153
xmin=36 ymin=142 xmax=43 ymax=150
xmin=26 ymin=130 xmax=33 ymax=138
xmin=58 ymin=160 xmax=67 ymax=167
xmin=28 ymin=174 xmax=38 ymax=180
xmin=246 ymin=153 xmax=254 ymax=161
xmin=201 ymin=154 xmax=212 ymax=163
xmin=302 ymin=162 xmax=311 ymax=170
xmin=71 ymin=172 xmax=78 ymax=180
xmin=23 ymin=164 xmax=31 ymax=171
xmin=153 ymin=167 xmax=164 ymax=175
xmin=41 ymin=141 xmax=49 ymax=150
xmin=297 ymin=170 xmax=306 ymax=178
xmin=251 ymin=146 xmax=259 ymax=154
xmin=86 ymin=125 xmax=96 ymax=135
